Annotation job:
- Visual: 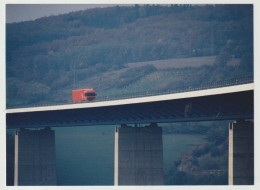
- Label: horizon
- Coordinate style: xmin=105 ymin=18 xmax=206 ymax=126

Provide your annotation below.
xmin=6 ymin=4 xmax=118 ymax=23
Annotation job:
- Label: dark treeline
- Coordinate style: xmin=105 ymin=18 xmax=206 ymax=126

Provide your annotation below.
xmin=6 ymin=4 xmax=253 ymax=107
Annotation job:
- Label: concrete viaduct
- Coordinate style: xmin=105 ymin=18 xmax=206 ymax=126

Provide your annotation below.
xmin=6 ymin=83 xmax=254 ymax=186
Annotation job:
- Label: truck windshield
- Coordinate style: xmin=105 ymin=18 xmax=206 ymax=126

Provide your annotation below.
xmin=85 ymin=93 xmax=96 ymax=96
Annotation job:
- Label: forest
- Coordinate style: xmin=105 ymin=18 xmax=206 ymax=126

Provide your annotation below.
xmin=6 ymin=4 xmax=253 ymax=107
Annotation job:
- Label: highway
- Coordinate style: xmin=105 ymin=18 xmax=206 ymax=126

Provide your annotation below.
xmin=6 ymin=83 xmax=254 ymax=128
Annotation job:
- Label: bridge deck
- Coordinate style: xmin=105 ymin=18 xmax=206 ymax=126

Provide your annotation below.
xmin=6 ymin=83 xmax=254 ymax=128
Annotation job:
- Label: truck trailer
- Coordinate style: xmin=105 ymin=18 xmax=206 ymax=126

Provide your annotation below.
xmin=72 ymin=89 xmax=96 ymax=103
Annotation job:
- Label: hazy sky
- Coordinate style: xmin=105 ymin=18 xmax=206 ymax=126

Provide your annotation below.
xmin=6 ymin=4 xmax=117 ymax=23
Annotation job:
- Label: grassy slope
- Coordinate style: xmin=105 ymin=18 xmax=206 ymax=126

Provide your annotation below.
xmin=57 ymin=55 xmax=218 ymax=102
xmin=125 ymin=56 xmax=216 ymax=69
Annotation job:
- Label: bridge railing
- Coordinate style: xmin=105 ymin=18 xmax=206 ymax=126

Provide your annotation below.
xmin=7 ymin=76 xmax=253 ymax=109
xmin=95 ymin=75 xmax=253 ymax=101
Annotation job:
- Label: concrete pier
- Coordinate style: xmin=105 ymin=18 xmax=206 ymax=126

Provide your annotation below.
xmin=228 ymin=120 xmax=254 ymax=185
xmin=14 ymin=128 xmax=57 ymax=186
xmin=114 ymin=123 xmax=164 ymax=185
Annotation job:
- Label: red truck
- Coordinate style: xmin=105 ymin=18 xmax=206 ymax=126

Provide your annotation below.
xmin=72 ymin=89 xmax=96 ymax=103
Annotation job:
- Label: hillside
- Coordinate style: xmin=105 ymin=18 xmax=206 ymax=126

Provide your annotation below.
xmin=6 ymin=4 xmax=253 ymax=107
xmin=163 ymin=121 xmax=229 ymax=185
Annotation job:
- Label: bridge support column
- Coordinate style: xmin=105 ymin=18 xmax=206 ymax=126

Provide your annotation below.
xmin=14 ymin=128 xmax=57 ymax=186
xmin=228 ymin=120 xmax=254 ymax=185
xmin=114 ymin=123 xmax=164 ymax=185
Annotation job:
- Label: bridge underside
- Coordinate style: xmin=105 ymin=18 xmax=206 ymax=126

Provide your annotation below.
xmin=7 ymin=90 xmax=253 ymax=129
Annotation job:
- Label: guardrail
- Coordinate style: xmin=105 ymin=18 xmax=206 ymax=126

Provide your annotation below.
xmin=7 ymin=75 xmax=253 ymax=109
xmin=96 ymin=76 xmax=253 ymax=101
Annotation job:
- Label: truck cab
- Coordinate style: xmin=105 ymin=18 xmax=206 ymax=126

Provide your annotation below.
xmin=72 ymin=89 xmax=96 ymax=103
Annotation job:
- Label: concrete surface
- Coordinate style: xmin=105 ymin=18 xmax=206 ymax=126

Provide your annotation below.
xmin=14 ymin=128 xmax=57 ymax=185
xmin=229 ymin=120 xmax=254 ymax=185
xmin=114 ymin=123 xmax=164 ymax=185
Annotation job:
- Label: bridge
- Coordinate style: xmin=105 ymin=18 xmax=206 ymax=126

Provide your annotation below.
xmin=6 ymin=79 xmax=254 ymax=186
